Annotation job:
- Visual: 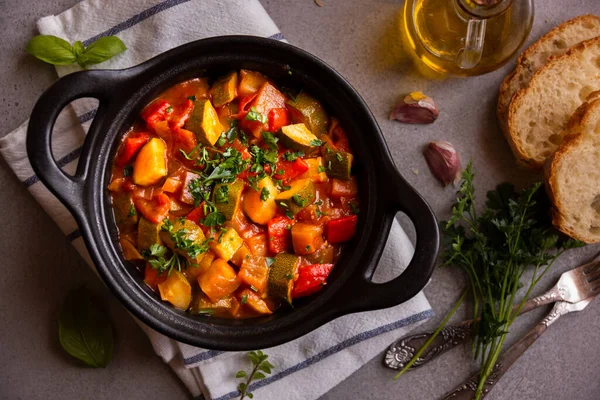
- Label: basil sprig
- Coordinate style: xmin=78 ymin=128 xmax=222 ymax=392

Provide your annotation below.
xmin=58 ymin=287 xmax=114 ymax=368
xmin=26 ymin=35 xmax=127 ymax=68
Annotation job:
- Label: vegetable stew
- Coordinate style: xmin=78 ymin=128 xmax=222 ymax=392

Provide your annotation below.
xmin=109 ymin=70 xmax=360 ymax=318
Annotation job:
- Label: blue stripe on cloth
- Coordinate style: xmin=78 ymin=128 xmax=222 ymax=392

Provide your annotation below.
xmin=83 ymin=0 xmax=192 ymax=46
xmin=211 ymin=309 xmax=435 ymax=400
xmin=268 ymin=32 xmax=285 ymax=41
xmin=66 ymin=229 xmax=82 ymax=241
xmin=184 ymin=350 xmax=226 ymax=366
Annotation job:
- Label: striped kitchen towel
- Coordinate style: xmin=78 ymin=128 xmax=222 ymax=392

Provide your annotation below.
xmin=0 ymin=1 xmax=433 ymax=399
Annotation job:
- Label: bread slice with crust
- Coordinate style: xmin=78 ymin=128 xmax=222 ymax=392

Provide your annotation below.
xmin=545 ymin=91 xmax=600 ymax=243
xmin=498 ymin=15 xmax=600 ymax=131
xmin=506 ymin=37 xmax=600 ymax=169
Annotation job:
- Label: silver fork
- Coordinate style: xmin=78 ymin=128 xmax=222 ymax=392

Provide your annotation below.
xmin=384 ymin=258 xmax=600 ymax=371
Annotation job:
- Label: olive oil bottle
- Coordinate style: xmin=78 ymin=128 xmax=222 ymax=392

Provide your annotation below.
xmin=402 ymin=0 xmax=534 ymax=76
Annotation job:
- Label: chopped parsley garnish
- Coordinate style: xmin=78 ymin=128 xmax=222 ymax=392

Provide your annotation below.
xmin=327 ymin=160 xmax=332 ymax=170
xmin=266 ymin=257 xmax=275 ymax=267
xmin=262 ymin=131 xmax=279 ymax=149
xmin=216 ymin=133 xmax=227 ymax=147
xmin=215 ymin=185 xmax=229 ymax=204
xmin=349 ymin=202 xmax=360 ymax=214
xmin=316 ymin=208 xmax=327 ymax=218
xmin=225 ymin=125 xmax=239 ymax=142
xmin=305 ymin=245 xmax=311 ymax=251
xmin=241 ymin=294 xmax=248 ymax=304
xmin=283 ymin=151 xmax=304 ymax=162
xmin=127 ymin=203 xmax=136 ymax=217
xmin=245 ymin=107 xmax=268 ymax=124
xmin=292 ymin=194 xmax=307 ymax=208
xmin=317 ymin=165 xmax=326 ymax=173
xmin=123 ymin=165 xmax=133 ymax=177
xmin=285 ymin=273 xmax=294 ymax=280
xmin=250 ymin=285 xmax=258 ymax=292
xmin=161 ymin=218 xmax=211 ymax=259
xmin=315 ymin=200 xmax=323 ymax=206
xmin=203 ymin=211 xmax=226 ymax=227
xmin=260 ymin=187 xmax=270 ymax=202
xmin=285 ymin=224 xmax=292 ymax=230
xmin=310 ymin=139 xmax=323 ymax=147
xmin=188 ymin=178 xmax=212 ymax=207
xmin=335 ymin=152 xmax=343 ymax=162
xmin=285 ymin=210 xmax=294 ymax=219
xmin=279 ymin=201 xmax=289 ymax=208
xmin=187 ymin=95 xmax=197 ymax=101
xmin=166 ymin=106 xmax=173 ymax=113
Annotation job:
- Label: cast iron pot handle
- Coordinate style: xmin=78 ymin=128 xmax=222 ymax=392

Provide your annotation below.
xmin=333 ymin=167 xmax=440 ymax=313
xmin=26 ymin=70 xmax=123 ymax=220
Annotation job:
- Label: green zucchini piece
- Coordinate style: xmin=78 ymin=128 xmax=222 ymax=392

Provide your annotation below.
xmin=184 ymin=99 xmax=223 ymax=146
xmin=209 ymin=72 xmax=238 ymax=107
xmin=268 ymin=253 xmax=300 ymax=303
xmin=275 ymin=178 xmax=316 ymax=215
xmin=324 ymin=150 xmax=353 ymax=180
xmin=137 ymin=217 xmax=162 ymax=251
xmin=287 ymin=92 xmax=329 ymax=137
xmin=112 ymin=192 xmax=139 ymax=227
xmin=279 ymin=123 xmax=320 ymax=153
xmin=211 ymin=179 xmax=244 ymax=220
xmin=159 ymin=219 xmax=207 ymax=265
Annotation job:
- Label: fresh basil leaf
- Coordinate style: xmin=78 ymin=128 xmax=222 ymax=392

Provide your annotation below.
xmin=58 ymin=287 xmax=114 ymax=368
xmin=25 ymin=35 xmax=76 ymax=65
xmin=78 ymin=36 xmax=127 ymax=68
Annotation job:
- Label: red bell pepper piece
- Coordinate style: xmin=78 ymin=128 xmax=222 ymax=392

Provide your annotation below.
xmin=273 ymin=158 xmax=309 ymax=183
xmin=115 ymin=133 xmax=150 ymax=167
xmin=133 ymin=193 xmax=170 ymax=223
xmin=141 ymin=99 xmax=171 ymax=129
xmin=172 ymin=127 xmax=197 ymax=155
xmin=186 ymin=203 xmax=207 ymax=225
xmin=168 ymin=99 xmax=194 ymax=129
xmin=268 ymin=108 xmax=290 ymax=132
xmin=267 ymin=216 xmax=294 ymax=254
xmin=331 ymin=125 xmax=351 ymax=152
xmin=292 ymin=263 xmax=334 ymax=298
xmin=327 ymin=215 xmax=358 ymax=243
xmin=239 ymin=118 xmax=266 ymax=138
xmin=144 ymin=263 xmax=167 ymax=291
xmin=238 ymin=94 xmax=257 ymax=114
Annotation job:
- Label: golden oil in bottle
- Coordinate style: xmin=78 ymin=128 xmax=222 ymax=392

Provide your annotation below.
xmin=402 ymin=0 xmax=534 ymax=76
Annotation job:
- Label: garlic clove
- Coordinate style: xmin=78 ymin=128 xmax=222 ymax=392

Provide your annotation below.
xmin=389 ymin=92 xmax=439 ymax=124
xmin=423 ymin=141 xmax=461 ymax=186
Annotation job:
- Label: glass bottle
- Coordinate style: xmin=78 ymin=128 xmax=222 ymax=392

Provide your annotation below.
xmin=401 ymin=0 xmax=534 ymax=76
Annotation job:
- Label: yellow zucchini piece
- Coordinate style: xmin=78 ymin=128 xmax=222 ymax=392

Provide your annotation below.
xmin=184 ymin=99 xmax=223 ymax=146
xmin=287 ymin=92 xmax=329 ymax=137
xmin=268 ymin=253 xmax=300 ymax=303
xmin=212 ymin=179 xmax=245 ymax=220
xmin=157 ymin=270 xmax=192 ymax=310
xmin=230 ymin=244 xmax=251 ymax=267
xmin=238 ymin=70 xmax=268 ymax=96
xmin=198 ymin=258 xmax=240 ymax=302
xmin=324 ymin=150 xmax=353 ymax=180
xmin=133 ymin=138 xmax=167 ymax=186
xmin=159 ymin=219 xmax=208 ymax=265
xmin=209 ymin=72 xmax=238 ymax=107
xmin=189 ymin=291 xmax=233 ymax=315
xmin=275 ymin=178 xmax=316 ymax=215
xmin=239 ymin=256 xmax=269 ymax=293
xmin=298 ymin=157 xmax=328 ymax=183
xmin=120 ymin=238 xmax=144 ymax=261
xmin=112 ymin=192 xmax=139 ymax=226
xmin=242 ymin=176 xmax=279 ymax=225
xmin=137 ymin=217 xmax=163 ymax=251
xmin=291 ymin=223 xmax=324 ymax=255
xmin=279 ymin=123 xmax=320 ymax=153
xmin=208 ymin=226 xmax=244 ymax=262
xmin=238 ymin=288 xmax=272 ymax=315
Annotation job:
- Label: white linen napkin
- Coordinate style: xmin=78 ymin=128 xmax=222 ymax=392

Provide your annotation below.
xmin=0 ymin=1 xmax=433 ymax=399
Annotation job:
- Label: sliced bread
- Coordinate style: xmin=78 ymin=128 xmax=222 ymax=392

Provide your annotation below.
xmin=506 ymin=37 xmax=600 ymax=169
xmin=545 ymin=91 xmax=600 ymax=243
xmin=498 ymin=15 xmax=600 ymax=129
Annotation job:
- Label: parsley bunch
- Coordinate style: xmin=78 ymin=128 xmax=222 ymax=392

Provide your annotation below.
xmin=440 ymin=162 xmax=583 ymax=398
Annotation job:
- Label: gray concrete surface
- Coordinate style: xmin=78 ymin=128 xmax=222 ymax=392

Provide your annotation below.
xmin=1 ymin=0 xmax=599 ymax=399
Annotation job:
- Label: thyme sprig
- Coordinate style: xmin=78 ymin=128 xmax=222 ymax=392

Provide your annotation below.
xmin=236 ymin=351 xmax=274 ymax=399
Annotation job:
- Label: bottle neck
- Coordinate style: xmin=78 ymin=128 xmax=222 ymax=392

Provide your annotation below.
xmin=457 ymin=0 xmax=514 ymax=19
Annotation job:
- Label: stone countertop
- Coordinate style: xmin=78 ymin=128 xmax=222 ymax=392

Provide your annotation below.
xmin=1 ymin=1 xmax=599 ymax=399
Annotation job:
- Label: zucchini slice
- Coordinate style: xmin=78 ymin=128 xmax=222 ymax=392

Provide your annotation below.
xmin=324 ymin=150 xmax=353 ymax=180
xmin=184 ymin=99 xmax=223 ymax=146
xmin=212 ymin=179 xmax=245 ymax=220
xmin=287 ymin=92 xmax=329 ymax=137
xmin=267 ymin=253 xmax=300 ymax=303
xmin=279 ymin=123 xmax=321 ymax=153
xmin=275 ymin=178 xmax=316 ymax=215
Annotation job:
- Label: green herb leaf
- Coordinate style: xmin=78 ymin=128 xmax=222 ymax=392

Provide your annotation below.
xmin=241 ymin=294 xmax=248 ymax=304
xmin=262 ymin=131 xmax=279 ymax=149
xmin=266 ymin=257 xmax=275 ymax=267
xmin=236 ymin=371 xmax=247 ymax=378
xmin=25 ymin=35 xmax=76 ymax=65
xmin=292 ymin=194 xmax=307 ymax=208
xmin=318 ymin=165 xmax=326 ymax=173
xmin=123 ymin=165 xmax=133 ymax=177
xmin=188 ymin=95 xmax=197 ymax=101
xmin=310 ymin=139 xmax=323 ymax=147
xmin=58 ymin=287 xmax=114 ymax=368
xmin=349 ymin=202 xmax=360 ymax=215
xmin=76 ymin=36 xmax=127 ymax=68
xmin=127 ymin=203 xmax=136 ymax=217
xmin=246 ymin=107 xmax=268 ymax=124
xmin=215 ymin=185 xmax=229 ymax=204
xmin=149 ymin=244 xmax=167 ymax=258
xmin=250 ymin=285 xmax=258 ymax=292
xmin=335 ymin=152 xmax=343 ymax=162
xmin=203 ymin=211 xmax=226 ymax=227
xmin=285 ymin=273 xmax=294 ymax=280
xmin=216 ymin=133 xmax=227 ymax=147
xmin=283 ymin=151 xmax=304 ymax=162
xmin=260 ymin=187 xmax=270 ymax=202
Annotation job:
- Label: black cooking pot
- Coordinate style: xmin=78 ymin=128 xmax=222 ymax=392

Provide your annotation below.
xmin=27 ymin=36 xmax=439 ymax=350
